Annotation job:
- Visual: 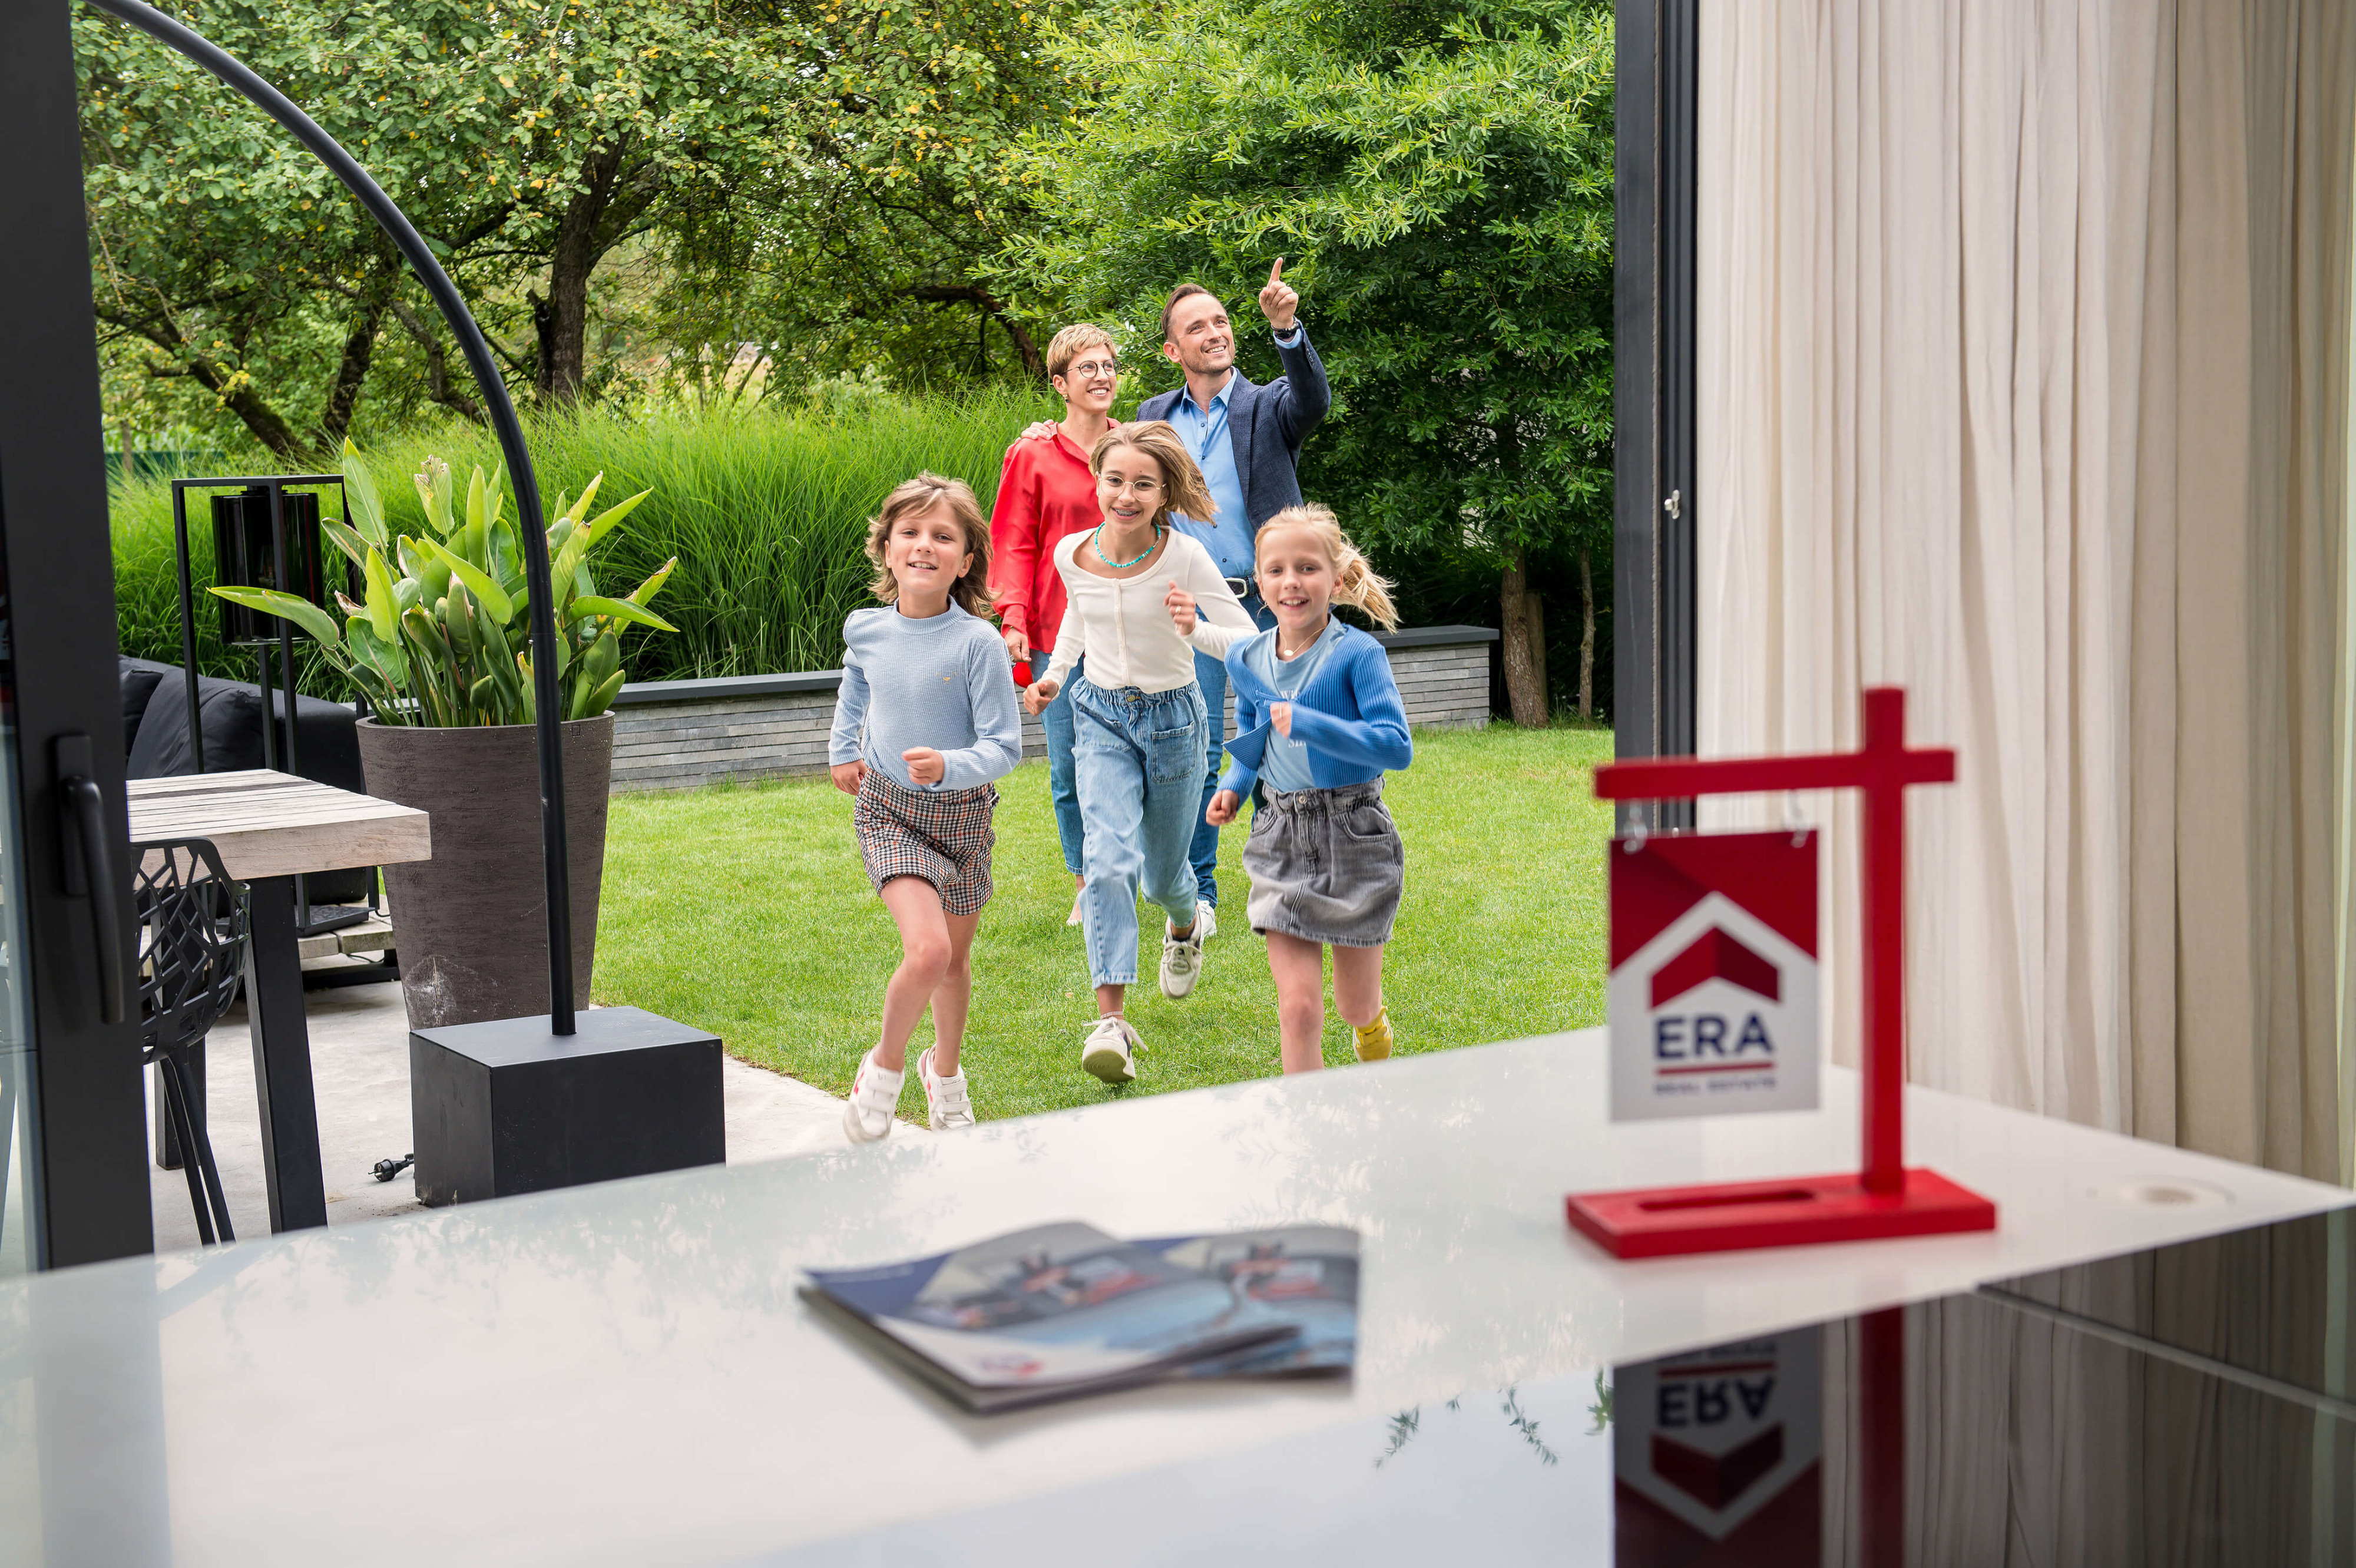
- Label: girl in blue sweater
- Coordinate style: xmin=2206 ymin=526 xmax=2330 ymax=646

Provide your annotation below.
xmin=1205 ymin=505 xmax=1413 ymax=1073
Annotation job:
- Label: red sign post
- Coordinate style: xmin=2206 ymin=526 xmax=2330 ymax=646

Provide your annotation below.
xmin=1567 ymin=687 xmax=1998 ymax=1258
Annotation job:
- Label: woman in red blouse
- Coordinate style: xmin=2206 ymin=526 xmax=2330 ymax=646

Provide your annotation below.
xmin=988 ymin=324 xmax=1123 ymax=924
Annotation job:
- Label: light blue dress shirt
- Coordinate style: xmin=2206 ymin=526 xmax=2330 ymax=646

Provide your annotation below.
xmin=1168 ymin=328 xmax=1303 ymax=581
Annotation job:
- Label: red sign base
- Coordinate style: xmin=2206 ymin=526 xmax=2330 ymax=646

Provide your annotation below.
xmin=1565 ymin=1168 xmax=1997 ymax=1260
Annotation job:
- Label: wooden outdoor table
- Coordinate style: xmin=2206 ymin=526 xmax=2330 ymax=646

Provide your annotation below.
xmin=126 ymin=770 xmax=430 ymax=1233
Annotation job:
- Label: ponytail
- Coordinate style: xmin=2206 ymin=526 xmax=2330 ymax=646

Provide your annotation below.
xmin=1256 ymin=504 xmax=1401 ymax=631
xmin=1333 ymin=549 xmax=1401 ymax=631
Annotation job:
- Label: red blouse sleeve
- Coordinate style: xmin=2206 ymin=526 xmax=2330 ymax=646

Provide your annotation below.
xmin=987 ymin=441 xmax=1041 ymax=636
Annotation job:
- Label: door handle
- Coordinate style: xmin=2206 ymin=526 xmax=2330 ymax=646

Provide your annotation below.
xmin=58 ymin=769 xmax=128 ymax=1027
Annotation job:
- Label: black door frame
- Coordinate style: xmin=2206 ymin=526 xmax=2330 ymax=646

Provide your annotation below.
xmin=1613 ymin=0 xmax=1699 ymax=826
xmin=0 ymin=0 xmax=157 ymax=1268
xmin=0 ymin=0 xmax=1704 ymax=1266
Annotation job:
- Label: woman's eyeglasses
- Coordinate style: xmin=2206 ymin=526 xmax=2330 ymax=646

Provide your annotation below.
xmin=1067 ymin=359 xmax=1119 ymax=378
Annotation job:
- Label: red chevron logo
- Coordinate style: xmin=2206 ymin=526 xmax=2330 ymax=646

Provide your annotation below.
xmin=1650 ymin=928 xmax=1781 ymax=1009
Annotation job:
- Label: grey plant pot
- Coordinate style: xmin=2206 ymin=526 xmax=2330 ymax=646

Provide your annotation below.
xmin=355 ymin=712 xmax=614 ymax=1031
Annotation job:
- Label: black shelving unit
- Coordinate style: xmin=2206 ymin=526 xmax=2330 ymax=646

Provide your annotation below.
xmin=167 ymin=474 xmax=382 ymax=945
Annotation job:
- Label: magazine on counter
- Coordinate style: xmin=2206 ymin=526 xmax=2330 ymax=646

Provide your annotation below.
xmin=1140 ymin=1224 xmax=1361 ymax=1378
xmin=799 ymin=1221 xmax=1299 ymax=1413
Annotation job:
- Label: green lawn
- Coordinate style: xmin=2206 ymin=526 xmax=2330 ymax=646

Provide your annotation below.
xmin=595 ymin=723 xmax=1615 ymax=1123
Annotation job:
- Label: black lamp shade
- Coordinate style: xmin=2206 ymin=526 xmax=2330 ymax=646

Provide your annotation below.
xmin=211 ymin=486 xmax=327 ymax=646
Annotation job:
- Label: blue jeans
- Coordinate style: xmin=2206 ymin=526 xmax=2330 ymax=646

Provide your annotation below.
xmin=1041 ymin=655 xmax=1084 ymax=875
xmin=1072 ymin=676 xmax=1207 ymax=987
xmin=1189 ymin=596 xmax=1277 ymax=906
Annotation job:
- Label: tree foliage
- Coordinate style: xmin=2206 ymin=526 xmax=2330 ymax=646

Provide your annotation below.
xmin=77 ymin=0 xmax=1074 ymax=454
xmin=77 ymin=0 xmax=800 ymax=453
xmin=998 ymin=0 xmax=1614 ymax=717
xmin=671 ymin=0 xmax=1078 ymax=388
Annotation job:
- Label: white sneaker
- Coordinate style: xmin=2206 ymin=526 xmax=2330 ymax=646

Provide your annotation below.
xmin=917 ymin=1047 xmax=975 ymax=1131
xmin=1080 ymin=1015 xmax=1142 ymax=1084
xmin=1160 ymin=921 xmax=1206 ymax=1000
xmin=842 ymin=1048 xmax=904 ymax=1143
xmin=1066 ymin=888 xmax=1086 ymax=928
xmin=1196 ymin=900 xmax=1219 ymax=940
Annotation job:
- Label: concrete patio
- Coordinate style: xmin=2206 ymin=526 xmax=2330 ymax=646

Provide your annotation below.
xmin=146 ymin=972 xmax=914 ymax=1252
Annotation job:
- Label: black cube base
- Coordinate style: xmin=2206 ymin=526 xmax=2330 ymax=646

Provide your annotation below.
xmin=409 ymin=1005 xmax=726 ymax=1206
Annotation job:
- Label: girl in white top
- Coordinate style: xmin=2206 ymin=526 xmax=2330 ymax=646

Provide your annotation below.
xmin=1023 ymin=422 xmax=1256 ymax=1086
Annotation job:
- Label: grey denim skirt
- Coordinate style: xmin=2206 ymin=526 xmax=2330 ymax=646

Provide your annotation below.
xmin=1243 ymin=779 xmax=1405 ymax=948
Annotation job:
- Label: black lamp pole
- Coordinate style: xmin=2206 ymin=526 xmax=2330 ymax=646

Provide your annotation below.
xmin=85 ymin=0 xmax=578 ymax=1034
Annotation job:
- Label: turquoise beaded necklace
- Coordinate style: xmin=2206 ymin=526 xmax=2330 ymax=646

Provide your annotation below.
xmin=1090 ymin=522 xmax=1163 ymax=570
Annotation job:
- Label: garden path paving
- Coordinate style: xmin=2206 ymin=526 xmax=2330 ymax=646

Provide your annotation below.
xmin=145 ymin=975 xmax=916 ymax=1254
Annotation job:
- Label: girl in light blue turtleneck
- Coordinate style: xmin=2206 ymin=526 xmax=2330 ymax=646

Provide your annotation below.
xmin=828 ymin=474 xmax=1023 ymax=1142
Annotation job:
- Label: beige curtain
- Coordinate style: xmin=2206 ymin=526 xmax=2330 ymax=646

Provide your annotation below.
xmin=1696 ymin=0 xmax=2356 ymax=1179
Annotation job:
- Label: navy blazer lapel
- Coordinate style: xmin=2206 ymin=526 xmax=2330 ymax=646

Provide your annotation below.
xmin=1223 ymin=371 xmax=1259 ymax=492
xmin=1141 ymin=377 xmax=1258 ymax=472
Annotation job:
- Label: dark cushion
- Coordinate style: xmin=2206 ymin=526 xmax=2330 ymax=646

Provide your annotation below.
xmin=127 ymin=675 xmax=371 ymax=905
xmin=127 ymin=674 xmax=363 ymax=791
xmin=119 ymin=657 xmax=178 ymax=754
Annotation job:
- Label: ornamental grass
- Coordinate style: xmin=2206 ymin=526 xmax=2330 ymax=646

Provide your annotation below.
xmin=111 ymin=388 xmax=1058 ymax=687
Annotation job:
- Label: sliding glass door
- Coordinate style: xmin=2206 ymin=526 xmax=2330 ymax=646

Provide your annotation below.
xmin=1613 ymin=0 xmax=1699 ymax=822
xmin=0 ymin=0 xmax=160 ymax=1272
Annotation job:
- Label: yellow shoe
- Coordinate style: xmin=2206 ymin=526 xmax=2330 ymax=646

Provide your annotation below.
xmin=1353 ymin=1008 xmax=1394 ymax=1063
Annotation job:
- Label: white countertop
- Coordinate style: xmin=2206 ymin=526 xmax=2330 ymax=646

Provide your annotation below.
xmin=2 ymin=1030 xmax=2345 ymax=1565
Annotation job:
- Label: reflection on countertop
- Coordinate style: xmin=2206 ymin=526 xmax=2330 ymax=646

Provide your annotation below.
xmin=789 ymin=1210 xmax=2356 ymax=1564
xmin=4 ymin=1034 xmax=2351 ymax=1566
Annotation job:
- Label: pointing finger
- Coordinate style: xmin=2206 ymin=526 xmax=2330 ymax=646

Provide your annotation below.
xmin=1269 ymin=257 xmax=1284 ymax=284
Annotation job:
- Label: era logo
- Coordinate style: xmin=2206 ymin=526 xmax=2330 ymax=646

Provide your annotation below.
xmin=1609 ymin=863 xmax=1820 ymax=1122
xmin=1654 ymin=1013 xmax=1776 ymax=1061
xmin=1659 ymin=1373 xmax=1777 ymax=1427
xmin=1616 ymin=1329 xmax=1822 ymax=1544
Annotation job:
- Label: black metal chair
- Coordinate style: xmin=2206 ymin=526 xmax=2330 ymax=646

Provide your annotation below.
xmin=135 ymin=838 xmax=247 ymax=1245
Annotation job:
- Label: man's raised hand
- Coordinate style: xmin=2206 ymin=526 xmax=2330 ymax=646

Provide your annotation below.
xmin=1258 ymin=257 xmax=1299 ymax=333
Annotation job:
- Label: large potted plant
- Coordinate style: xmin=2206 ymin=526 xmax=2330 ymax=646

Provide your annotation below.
xmin=214 ymin=441 xmax=675 ymax=1029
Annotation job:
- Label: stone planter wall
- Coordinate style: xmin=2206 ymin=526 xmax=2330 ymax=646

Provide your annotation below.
xmin=610 ymin=624 xmax=1498 ymax=795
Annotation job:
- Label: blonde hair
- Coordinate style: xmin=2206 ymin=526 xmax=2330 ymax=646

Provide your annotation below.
xmin=1088 ymin=422 xmax=1216 ymax=532
xmin=1254 ymin=505 xmax=1401 ymax=630
xmin=864 ymin=473 xmax=995 ymax=617
xmin=1045 ymin=322 xmax=1118 ymax=382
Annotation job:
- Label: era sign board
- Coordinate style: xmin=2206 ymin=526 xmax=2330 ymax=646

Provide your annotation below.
xmin=1613 ymin=1330 xmax=1823 ymax=1561
xmin=1608 ymin=831 xmax=1819 ymax=1122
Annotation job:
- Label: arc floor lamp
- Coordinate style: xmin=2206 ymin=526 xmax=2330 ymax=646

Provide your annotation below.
xmin=85 ymin=0 xmax=724 ymax=1205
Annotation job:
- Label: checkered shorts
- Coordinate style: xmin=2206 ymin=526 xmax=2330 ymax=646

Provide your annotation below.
xmin=853 ymin=769 xmax=999 ymax=915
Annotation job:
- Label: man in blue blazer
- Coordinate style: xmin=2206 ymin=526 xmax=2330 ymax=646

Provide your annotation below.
xmin=1136 ymin=261 xmax=1332 ymax=936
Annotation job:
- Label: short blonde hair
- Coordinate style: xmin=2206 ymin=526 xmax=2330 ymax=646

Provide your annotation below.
xmin=1254 ymin=505 xmax=1401 ymax=630
xmin=1088 ymin=422 xmax=1216 ymax=533
xmin=864 ymin=473 xmax=995 ymax=617
xmin=1045 ymin=323 xmax=1118 ymax=382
